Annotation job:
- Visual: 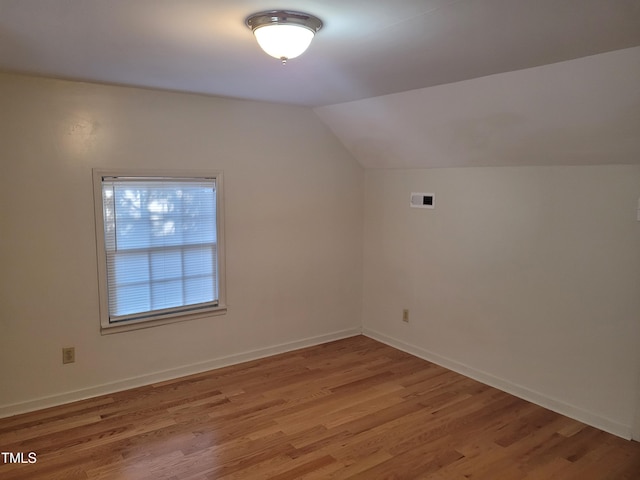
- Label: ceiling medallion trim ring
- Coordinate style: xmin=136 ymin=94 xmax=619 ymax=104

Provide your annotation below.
xmin=245 ymin=10 xmax=323 ymax=34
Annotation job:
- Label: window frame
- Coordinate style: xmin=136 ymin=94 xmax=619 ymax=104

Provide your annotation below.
xmin=92 ymin=169 xmax=227 ymax=334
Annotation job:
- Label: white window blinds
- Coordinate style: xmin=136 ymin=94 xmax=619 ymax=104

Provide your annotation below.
xmin=100 ymin=177 xmax=218 ymax=324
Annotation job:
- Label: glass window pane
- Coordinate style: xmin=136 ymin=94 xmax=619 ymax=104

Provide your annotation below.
xmin=114 ymin=284 xmax=150 ymax=317
xmin=114 ymin=186 xmax=152 ymax=250
xmin=152 ymin=280 xmax=183 ymax=310
xmin=183 ymin=186 xmax=216 ymax=245
xmin=184 ymin=246 xmax=214 ymax=277
xmin=113 ymin=252 xmax=149 ymax=285
xmin=151 ymin=250 xmax=182 ymax=281
xmin=185 ymin=276 xmax=214 ymax=305
xmin=145 ymin=185 xmax=182 ymax=248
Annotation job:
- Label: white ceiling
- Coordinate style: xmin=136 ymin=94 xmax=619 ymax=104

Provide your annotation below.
xmin=315 ymin=47 xmax=640 ymax=168
xmin=1 ymin=0 xmax=639 ymax=107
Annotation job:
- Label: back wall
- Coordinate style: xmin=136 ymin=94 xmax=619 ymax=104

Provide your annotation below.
xmin=0 ymin=74 xmax=364 ymax=414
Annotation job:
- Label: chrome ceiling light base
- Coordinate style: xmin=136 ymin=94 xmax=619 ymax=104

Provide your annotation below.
xmin=246 ymin=10 xmax=323 ymax=64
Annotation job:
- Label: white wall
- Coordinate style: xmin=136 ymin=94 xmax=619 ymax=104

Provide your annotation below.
xmin=362 ymin=165 xmax=640 ymax=439
xmin=0 ymin=74 xmax=364 ymax=414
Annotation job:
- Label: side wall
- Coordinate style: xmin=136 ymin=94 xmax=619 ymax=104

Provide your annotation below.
xmin=0 ymin=74 xmax=364 ymax=415
xmin=362 ymin=166 xmax=640 ymax=439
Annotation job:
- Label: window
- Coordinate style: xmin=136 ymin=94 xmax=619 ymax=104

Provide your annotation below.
xmin=93 ymin=170 xmax=226 ymax=333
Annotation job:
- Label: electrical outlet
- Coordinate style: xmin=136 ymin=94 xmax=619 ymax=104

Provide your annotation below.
xmin=402 ymin=309 xmax=409 ymax=323
xmin=62 ymin=347 xmax=75 ymax=364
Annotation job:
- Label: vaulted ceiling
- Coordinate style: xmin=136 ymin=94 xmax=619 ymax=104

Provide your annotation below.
xmin=1 ymin=0 xmax=639 ymax=167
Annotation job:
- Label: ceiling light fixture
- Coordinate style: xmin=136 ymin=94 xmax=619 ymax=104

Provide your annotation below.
xmin=245 ymin=10 xmax=323 ymax=65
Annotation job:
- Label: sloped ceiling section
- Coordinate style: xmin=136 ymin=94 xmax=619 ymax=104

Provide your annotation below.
xmin=314 ymin=46 xmax=640 ymax=169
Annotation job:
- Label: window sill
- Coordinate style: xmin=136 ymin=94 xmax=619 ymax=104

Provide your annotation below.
xmin=100 ymin=305 xmax=227 ymax=335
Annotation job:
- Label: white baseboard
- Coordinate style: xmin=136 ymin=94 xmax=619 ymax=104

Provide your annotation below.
xmin=362 ymin=328 xmax=632 ymax=440
xmin=0 ymin=328 xmax=361 ymax=419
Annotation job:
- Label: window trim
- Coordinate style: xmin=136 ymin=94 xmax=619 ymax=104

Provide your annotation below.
xmin=92 ymin=168 xmax=227 ymax=334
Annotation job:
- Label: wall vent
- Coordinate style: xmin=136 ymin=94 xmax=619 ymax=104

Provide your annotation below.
xmin=410 ymin=193 xmax=435 ymax=209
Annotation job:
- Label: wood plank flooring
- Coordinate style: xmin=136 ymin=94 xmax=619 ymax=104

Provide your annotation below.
xmin=1 ymin=335 xmax=639 ymax=479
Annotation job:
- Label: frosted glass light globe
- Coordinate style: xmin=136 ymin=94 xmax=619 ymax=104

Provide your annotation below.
xmin=254 ymin=24 xmax=315 ymax=61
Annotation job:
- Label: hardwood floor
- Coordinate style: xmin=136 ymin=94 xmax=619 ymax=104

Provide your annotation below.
xmin=1 ymin=335 xmax=639 ymax=479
